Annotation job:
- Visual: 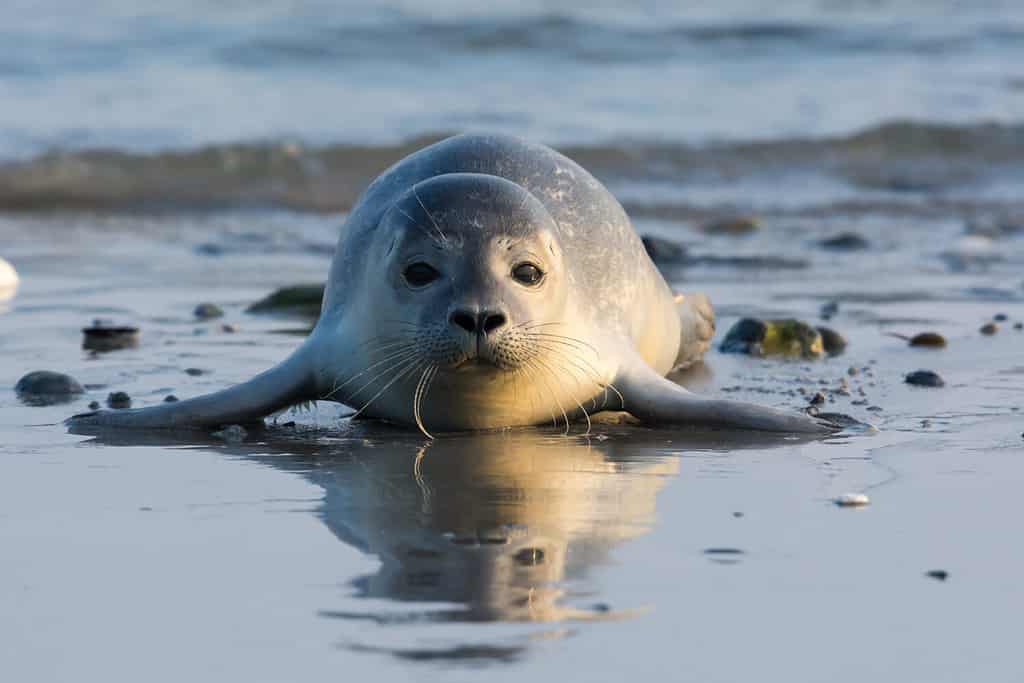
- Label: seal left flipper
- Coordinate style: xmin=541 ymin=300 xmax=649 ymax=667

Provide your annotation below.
xmin=65 ymin=345 xmax=317 ymax=431
xmin=614 ymin=358 xmax=837 ymax=434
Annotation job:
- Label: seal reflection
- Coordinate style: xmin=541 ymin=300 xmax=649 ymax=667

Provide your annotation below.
xmin=300 ymin=430 xmax=678 ymax=625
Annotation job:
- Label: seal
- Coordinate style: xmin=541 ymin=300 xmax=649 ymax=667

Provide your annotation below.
xmin=67 ymin=134 xmax=835 ymax=435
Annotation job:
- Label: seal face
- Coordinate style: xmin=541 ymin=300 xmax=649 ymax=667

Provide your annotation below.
xmin=67 ymin=134 xmax=835 ymax=435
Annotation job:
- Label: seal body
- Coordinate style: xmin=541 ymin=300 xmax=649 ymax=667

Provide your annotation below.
xmin=67 ymin=134 xmax=831 ymax=434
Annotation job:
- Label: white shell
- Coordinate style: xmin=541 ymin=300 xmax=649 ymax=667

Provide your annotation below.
xmin=834 ymin=492 xmax=870 ymax=507
xmin=0 ymin=257 xmax=19 ymax=301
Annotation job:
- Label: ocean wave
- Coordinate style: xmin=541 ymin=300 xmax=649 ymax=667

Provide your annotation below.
xmin=1 ymin=121 xmax=1022 ymax=212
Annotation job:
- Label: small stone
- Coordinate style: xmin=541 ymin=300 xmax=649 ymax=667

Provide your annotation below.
xmin=221 ymin=323 xmax=237 ymax=333
xmin=88 ymin=401 xmax=100 ymax=410
xmin=15 ymin=371 xmax=86 ymax=406
xmin=193 ymin=303 xmax=224 ymax=320
xmin=994 ymin=313 xmax=1008 ymax=322
xmin=820 ymin=301 xmax=839 ymax=320
xmin=867 ymin=405 xmax=883 ymax=412
xmin=925 ymin=570 xmax=949 ymax=582
xmin=908 ymin=332 xmax=947 ymax=348
xmin=834 ymin=492 xmax=870 ymax=507
xmin=641 ymin=235 xmax=688 ymax=264
xmin=106 ymin=391 xmax=131 ymax=409
xmin=980 ymin=322 xmax=998 ymax=335
xmin=820 ymin=232 xmax=870 ymax=250
xmin=809 ymin=392 xmax=826 ymax=406
xmin=852 ymin=399 xmax=868 ymax=406
xmin=163 ymin=394 xmax=179 ymax=403
xmin=184 ymin=368 xmax=205 ymax=376
xmin=82 ymin=323 xmax=139 ymax=352
xmin=732 ymin=511 xmax=744 ymax=518
xmin=212 ymin=424 xmax=247 ymax=443
xmin=246 ymin=284 xmax=325 ymax=318
xmin=847 ymin=366 xmax=859 ymax=376
xmin=1015 ymin=322 xmax=1023 ymax=331
xmin=905 ymin=370 xmax=945 ymax=387
xmin=816 ymin=326 xmax=847 ymax=356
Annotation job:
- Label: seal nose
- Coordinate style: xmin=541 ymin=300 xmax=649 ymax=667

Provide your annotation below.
xmin=449 ymin=308 xmax=507 ymax=335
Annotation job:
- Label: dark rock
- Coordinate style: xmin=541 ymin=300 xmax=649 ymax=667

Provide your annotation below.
xmin=163 ymin=394 xmax=179 ymax=403
xmin=184 ymin=368 xmax=205 ymax=376
xmin=816 ymin=326 xmax=847 ymax=356
xmin=15 ymin=370 xmax=85 ymax=405
xmin=994 ymin=313 xmax=1008 ymax=322
xmin=820 ymin=232 xmax=870 ymax=250
xmin=980 ymin=322 xmax=998 ymax=335
xmin=82 ymin=322 xmax=139 ymax=352
xmin=820 ymin=301 xmax=839 ymax=320
xmin=809 ymin=392 xmax=826 ymax=406
xmin=221 ymin=323 xmax=237 ymax=333
xmin=88 ymin=400 xmax=100 ymax=410
xmin=246 ymin=284 xmax=325 ymax=318
xmin=909 ymin=332 xmax=947 ymax=348
xmin=719 ymin=318 xmax=824 ymax=359
xmin=641 ymin=235 xmax=688 ymax=264
xmin=193 ymin=303 xmax=224 ymax=320
xmin=905 ymin=370 xmax=945 ymax=387
xmin=106 ymin=391 xmax=131 ymax=409
xmin=925 ymin=570 xmax=949 ymax=582
xmin=1015 ymin=323 xmax=1023 ymax=331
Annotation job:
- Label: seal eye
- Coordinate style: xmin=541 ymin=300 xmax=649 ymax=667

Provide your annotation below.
xmin=512 ymin=262 xmax=543 ymax=286
xmin=403 ymin=262 xmax=440 ymax=288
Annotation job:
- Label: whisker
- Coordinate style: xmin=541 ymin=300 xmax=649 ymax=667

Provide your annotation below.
xmin=350 ymin=357 xmax=425 ymax=420
xmin=320 ymin=346 xmax=420 ymax=400
xmin=412 ymin=186 xmax=447 ymax=244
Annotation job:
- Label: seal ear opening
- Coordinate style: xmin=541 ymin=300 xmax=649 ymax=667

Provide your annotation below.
xmin=65 ymin=347 xmax=316 ymax=433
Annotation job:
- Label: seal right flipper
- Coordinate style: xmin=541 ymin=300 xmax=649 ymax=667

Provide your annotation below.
xmin=66 ymin=347 xmax=316 ymax=431
xmin=615 ymin=358 xmax=837 ymax=434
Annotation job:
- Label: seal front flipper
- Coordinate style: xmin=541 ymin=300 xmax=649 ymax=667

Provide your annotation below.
xmin=65 ymin=346 xmax=316 ymax=431
xmin=614 ymin=359 xmax=837 ymax=434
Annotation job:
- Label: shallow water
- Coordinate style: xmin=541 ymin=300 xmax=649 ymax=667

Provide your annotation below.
xmin=3 ymin=2 xmax=1024 ymax=681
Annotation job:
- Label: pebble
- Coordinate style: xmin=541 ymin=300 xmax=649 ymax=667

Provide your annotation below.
xmin=809 ymin=392 xmax=826 ymax=406
xmin=905 ymin=370 xmax=945 ymax=387
xmin=88 ymin=400 xmax=100 ymax=410
xmin=212 ymin=424 xmax=247 ymax=443
xmin=194 ymin=303 xmax=224 ymax=320
xmin=908 ymin=332 xmax=947 ymax=348
xmin=1015 ymin=323 xmax=1023 ymax=331
xmin=640 ymin=235 xmax=688 ymax=264
xmin=820 ymin=301 xmax=839 ymax=320
xmin=980 ymin=322 xmax=998 ymax=335
xmin=221 ymin=323 xmax=237 ymax=333
xmin=163 ymin=394 xmax=179 ymax=403
xmin=847 ymin=366 xmax=859 ymax=376
xmin=994 ymin=313 xmax=1008 ymax=322
xmin=184 ymin=367 xmax=205 ymax=376
xmin=834 ymin=493 xmax=870 ymax=508
xmin=867 ymin=405 xmax=883 ymax=412
xmin=106 ymin=391 xmax=131 ymax=409
xmin=820 ymin=232 xmax=870 ymax=250
xmin=15 ymin=370 xmax=85 ymax=405
xmin=82 ymin=322 xmax=139 ymax=352
xmin=925 ymin=570 xmax=949 ymax=582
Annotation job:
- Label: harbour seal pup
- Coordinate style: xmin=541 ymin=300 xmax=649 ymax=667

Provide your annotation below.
xmin=67 ymin=134 xmax=834 ymax=435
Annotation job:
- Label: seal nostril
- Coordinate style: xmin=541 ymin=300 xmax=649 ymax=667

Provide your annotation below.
xmin=481 ymin=312 xmax=507 ymax=334
xmin=450 ymin=311 xmax=476 ymax=333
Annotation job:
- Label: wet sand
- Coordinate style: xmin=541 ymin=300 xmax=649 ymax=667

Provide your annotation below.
xmin=2 ymin=203 xmax=1023 ymax=681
